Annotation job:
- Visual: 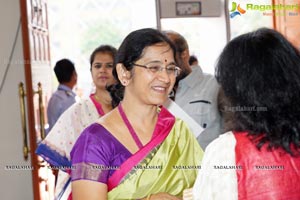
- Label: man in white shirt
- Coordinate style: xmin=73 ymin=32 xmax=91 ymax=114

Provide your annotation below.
xmin=164 ymin=30 xmax=222 ymax=150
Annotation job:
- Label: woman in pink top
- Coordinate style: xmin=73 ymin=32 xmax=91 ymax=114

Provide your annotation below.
xmin=36 ymin=45 xmax=117 ymax=200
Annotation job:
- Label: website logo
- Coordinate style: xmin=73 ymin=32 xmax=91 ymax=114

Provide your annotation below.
xmin=230 ymin=2 xmax=246 ymax=18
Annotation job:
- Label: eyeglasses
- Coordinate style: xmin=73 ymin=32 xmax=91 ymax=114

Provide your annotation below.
xmin=132 ymin=62 xmax=181 ymax=77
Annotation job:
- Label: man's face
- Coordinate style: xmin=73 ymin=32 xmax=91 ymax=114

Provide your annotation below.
xmin=175 ymin=50 xmax=190 ymax=84
xmin=164 ymin=32 xmax=192 ymax=85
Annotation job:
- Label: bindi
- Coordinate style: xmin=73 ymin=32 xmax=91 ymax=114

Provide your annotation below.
xmin=164 ymin=59 xmax=168 ymax=63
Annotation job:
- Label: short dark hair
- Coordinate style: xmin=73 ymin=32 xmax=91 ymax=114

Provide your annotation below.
xmin=215 ymin=28 xmax=300 ymax=156
xmin=89 ymin=45 xmax=117 ymax=70
xmin=54 ymin=59 xmax=75 ymax=83
xmin=189 ymin=55 xmax=198 ymax=65
xmin=108 ymin=28 xmax=176 ymax=108
xmin=163 ymin=30 xmax=188 ymax=53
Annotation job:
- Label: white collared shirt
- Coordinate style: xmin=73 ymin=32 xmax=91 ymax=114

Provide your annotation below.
xmin=175 ymin=65 xmax=221 ymax=149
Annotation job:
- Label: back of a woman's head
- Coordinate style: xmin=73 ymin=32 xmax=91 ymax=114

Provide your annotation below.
xmin=216 ymin=28 xmax=300 ymax=155
xmin=109 ymin=28 xmax=176 ymax=107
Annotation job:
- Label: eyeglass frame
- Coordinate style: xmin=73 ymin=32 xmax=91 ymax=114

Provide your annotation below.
xmin=131 ymin=62 xmax=181 ymax=77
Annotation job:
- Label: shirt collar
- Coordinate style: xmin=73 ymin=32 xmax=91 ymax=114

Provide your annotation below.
xmin=179 ymin=65 xmax=203 ymax=88
xmin=58 ymin=84 xmax=76 ymax=96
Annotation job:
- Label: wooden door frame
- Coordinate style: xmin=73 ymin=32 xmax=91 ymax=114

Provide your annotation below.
xmin=19 ymin=0 xmax=44 ymax=199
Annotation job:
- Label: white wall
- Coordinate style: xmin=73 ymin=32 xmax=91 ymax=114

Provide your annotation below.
xmin=0 ymin=0 xmax=33 ymax=199
xmin=160 ymin=0 xmax=228 ymax=74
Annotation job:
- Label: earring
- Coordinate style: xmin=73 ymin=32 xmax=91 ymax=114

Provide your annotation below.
xmin=122 ymin=80 xmax=128 ymax=86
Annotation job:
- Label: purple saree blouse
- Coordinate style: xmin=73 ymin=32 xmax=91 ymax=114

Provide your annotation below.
xmin=70 ymin=123 xmax=132 ymax=183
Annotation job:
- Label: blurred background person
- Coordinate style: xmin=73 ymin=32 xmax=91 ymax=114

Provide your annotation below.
xmin=193 ymin=28 xmax=300 ymax=200
xmin=36 ymin=45 xmax=117 ymax=200
xmin=47 ymin=58 xmax=77 ymax=134
xmin=188 ymin=55 xmax=198 ymax=66
xmin=164 ymin=30 xmax=222 ymax=150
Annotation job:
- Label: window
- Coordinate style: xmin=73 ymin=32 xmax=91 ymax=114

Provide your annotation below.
xmin=48 ymin=0 xmax=157 ymax=96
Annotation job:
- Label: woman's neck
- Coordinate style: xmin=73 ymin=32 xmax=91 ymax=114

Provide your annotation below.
xmin=120 ymin=99 xmax=158 ymax=126
xmin=94 ymin=88 xmax=112 ymax=113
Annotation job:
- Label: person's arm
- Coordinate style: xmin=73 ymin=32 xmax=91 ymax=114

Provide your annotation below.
xmin=47 ymin=94 xmax=62 ymax=132
xmin=70 ymin=124 xmax=111 ymax=199
xmin=72 ymin=180 xmax=107 ymax=200
xmin=192 ymin=132 xmax=237 ymax=200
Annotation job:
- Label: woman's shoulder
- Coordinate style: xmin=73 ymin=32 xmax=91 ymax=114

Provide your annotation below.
xmin=206 ymin=131 xmax=236 ymax=151
xmin=75 ymin=122 xmax=128 ymax=153
xmin=202 ymin=131 xmax=236 ymax=162
xmin=71 ymin=98 xmax=96 ymax=113
xmin=71 ymin=123 xmax=115 ymax=161
xmin=77 ymin=123 xmax=113 ymax=144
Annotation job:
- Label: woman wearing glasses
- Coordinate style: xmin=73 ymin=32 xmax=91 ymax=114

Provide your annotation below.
xmin=71 ymin=28 xmax=203 ymax=200
xmin=36 ymin=45 xmax=117 ymax=200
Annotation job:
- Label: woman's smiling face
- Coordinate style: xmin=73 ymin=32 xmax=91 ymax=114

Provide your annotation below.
xmin=126 ymin=43 xmax=177 ymax=105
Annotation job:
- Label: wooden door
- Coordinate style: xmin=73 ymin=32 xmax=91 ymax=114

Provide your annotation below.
xmin=19 ymin=0 xmax=54 ymax=199
xmin=273 ymin=0 xmax=300 ymax=48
